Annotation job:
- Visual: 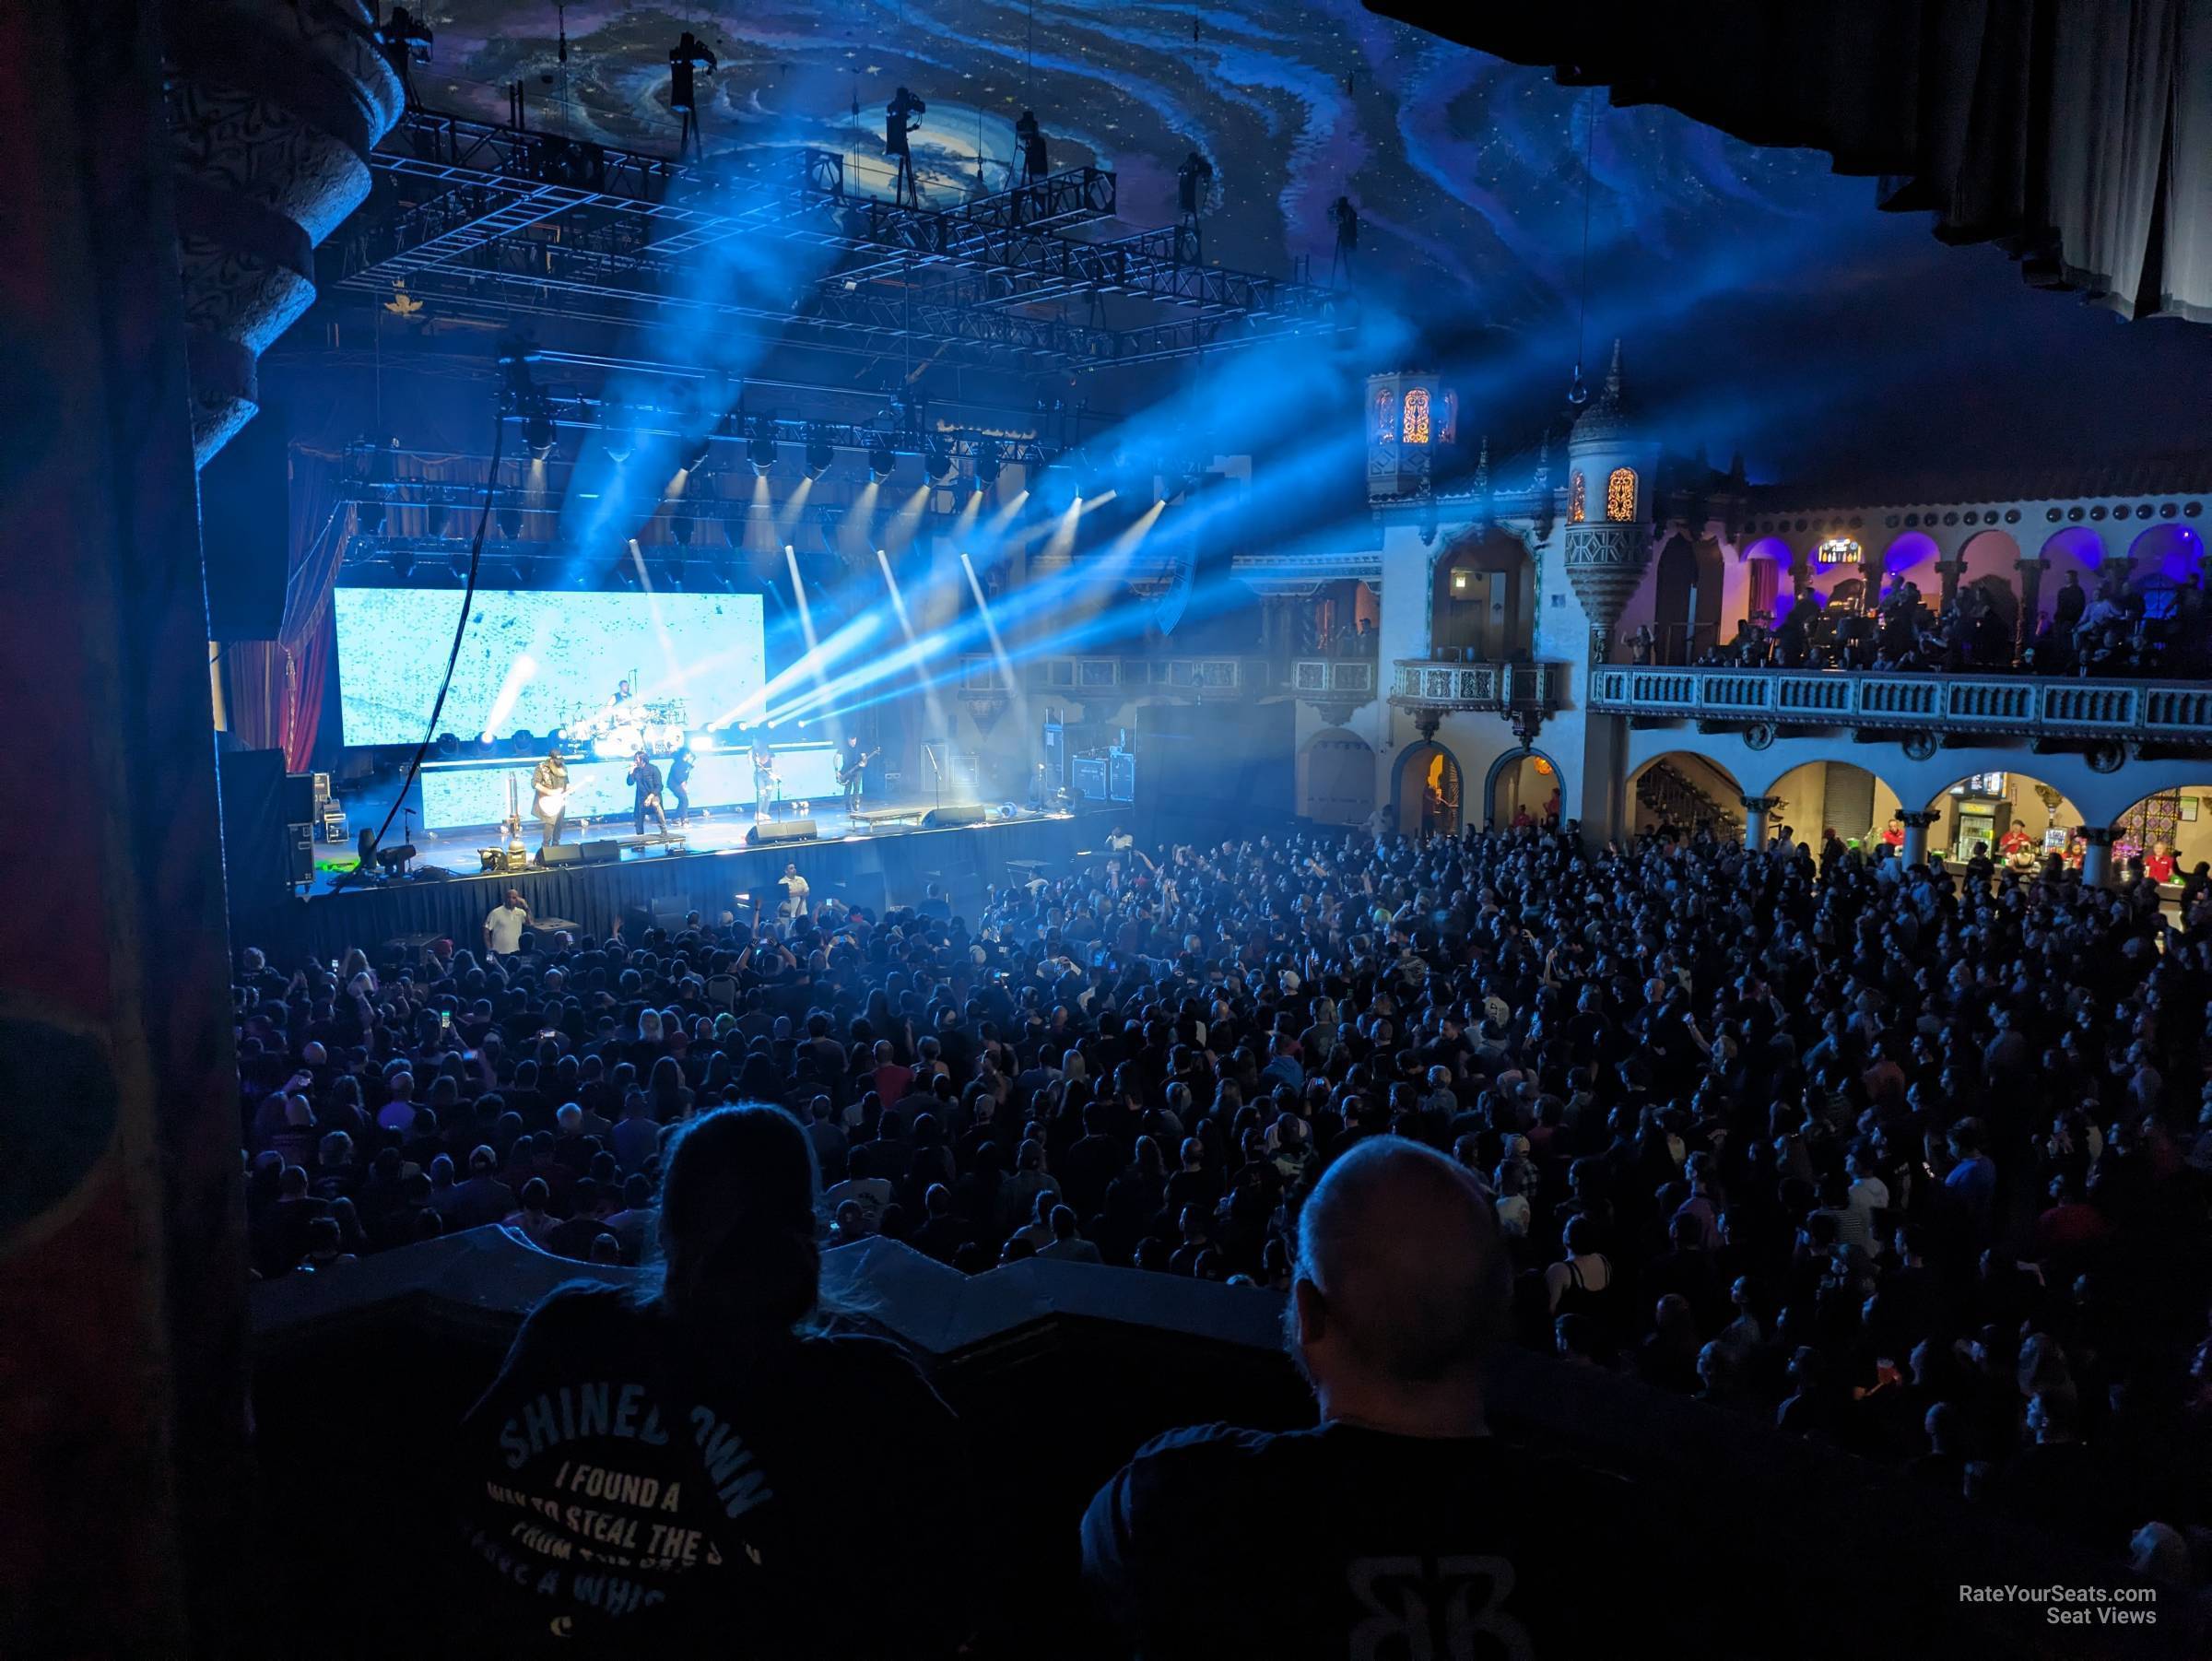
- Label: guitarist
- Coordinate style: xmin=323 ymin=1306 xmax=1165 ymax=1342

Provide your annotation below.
xmin=532 ymin=742 xmax=571 ymax=852
xmin=838 ymin=736 xmax=879 ymax=812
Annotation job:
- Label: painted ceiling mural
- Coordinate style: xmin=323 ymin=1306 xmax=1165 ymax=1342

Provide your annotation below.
xmin=406 ymin=0 xmax=2212 ymax=477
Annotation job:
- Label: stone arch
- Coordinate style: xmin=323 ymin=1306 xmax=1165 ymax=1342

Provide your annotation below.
xmin=2125 ymin=522 xmax=2204 ymax=588
xmin=1875 ymin=530 xmax=1939 ymax=605
xmin=1651 ymin=533 xmax=1724 ymax=665
xmin=1757 ymin=759 xmax=1903 ymax=852
xmin=2037 ymin=525 xmax=2105 ymax=620
xmin=1391 ymin=738 xmax=1463 ymax=838
xmin=1920 ymin=768 xmax=2086 ymax=869
xmin=1298 ymin=726 xmax=1375 ymax=825
xmin=2110 ymin=780 xmax=2212 ymax=886
xmin=1485 ymin=748 xmax=1561 ymax=829
xmin=1430 ymin=526 xmax=1534 ymax=660
xmin=1627 ymin=750 xmax=1744 ymax=837
xmin=1740 ymin=535 xmax=1794 ymax=624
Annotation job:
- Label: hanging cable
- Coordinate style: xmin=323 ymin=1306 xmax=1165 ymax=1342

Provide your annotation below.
xmin=360 ymin=407 xmax=506 ymax=863
xmin=1568 ymin=88 xmax=1598 ymax=406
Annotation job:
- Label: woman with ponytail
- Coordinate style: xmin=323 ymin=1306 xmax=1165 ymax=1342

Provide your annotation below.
xmin=458 ymin=1103 xmax=970 ymax=1656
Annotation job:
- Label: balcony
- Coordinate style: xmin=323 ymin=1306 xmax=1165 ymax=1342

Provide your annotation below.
xmin=1287 ymin=656 xmax=1379 ymax=714
xmin=1390 ymin=658 xmax=1563 ymax=716
xmin=955 ymin=653 xmax=1266 ymax=702
xmin=1587 ymin=666 xmax=2212 ymax=750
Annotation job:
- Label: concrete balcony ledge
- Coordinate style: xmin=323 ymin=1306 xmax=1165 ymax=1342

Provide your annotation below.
xmin=955 ymin=653 xmax=1265 ymax=700
xmin=1590 ymin=665 xmax=2212 ymax=747
xmin=1390 ymin=657 xmax=1564 ymax=715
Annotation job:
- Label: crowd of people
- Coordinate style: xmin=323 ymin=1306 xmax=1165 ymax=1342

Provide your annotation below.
xmin=237 ymin=810 xmax=2212 ymax=1642
xmin=1639 ymin=567 xmax=2208 ymax=677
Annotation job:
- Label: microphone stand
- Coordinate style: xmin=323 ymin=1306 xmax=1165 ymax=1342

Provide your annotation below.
xmin=924 ymin=739 xmax=943 ymax=812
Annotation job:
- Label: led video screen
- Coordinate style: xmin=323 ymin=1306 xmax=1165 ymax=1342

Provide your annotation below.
xmin=334 ymin=587 xmax=765 ymax=748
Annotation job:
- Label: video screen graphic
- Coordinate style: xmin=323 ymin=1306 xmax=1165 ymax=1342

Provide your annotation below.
xmin=334 ymin=587 xmax=766 ymax=748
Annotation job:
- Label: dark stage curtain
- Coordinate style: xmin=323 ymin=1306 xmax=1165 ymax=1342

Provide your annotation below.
xmin=1368 ymin=0 xmax=2211 ymax=323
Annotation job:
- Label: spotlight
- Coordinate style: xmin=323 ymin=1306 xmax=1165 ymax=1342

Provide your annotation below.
xmin=925 ymin=437 xmax=955 ymax=482
xmin=682 ymin=435 xmax=712 ymax=474
xmin=511 ymin=730 xmax=535 ymax=754
xmin=497 ymin=503 xmax=522 ymax=537
xmin=666 ymin=559 xmax=687 ymax=590
xmin=449 ymin=555 xmax=470 ymax=582
xmin=359 ymin=500 xmax=387 ymax=535
xmin=427 ymin=502 xmax=450 ymax=536
xmin=868 ymin=442 xmax=897 ymax=482
xmin=805 ymin=434 xmax=835 ymax=479
xmin=611 ymin=557 xmax=639 ymax=590
xmin=671 ymin=514 xmax=696 ymax=547
xmin=524 ymin=410 xmax=556 ymax=461
xmin=747 ymin=433 xmax=777 ymax=476
xmin=974 ymin=437 xmax=1003 ymax=487
xmin=605 ymin=434 xmax=633 ymax=465
xmin=389 ymin=548 xmax=411 ymax=581
xmin=435 ymin=733 xmax=457 ymax=757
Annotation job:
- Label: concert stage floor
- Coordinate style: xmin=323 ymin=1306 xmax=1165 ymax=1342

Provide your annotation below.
xmin=273 ymin=805 xmax=1112 ymax=962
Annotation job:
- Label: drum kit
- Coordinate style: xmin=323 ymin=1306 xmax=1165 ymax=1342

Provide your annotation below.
xmin=567 ymin=695 xmax=691 ymax=759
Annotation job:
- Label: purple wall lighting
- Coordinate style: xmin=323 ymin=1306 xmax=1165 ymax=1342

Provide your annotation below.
xmin=2126 ymin=523 xmax=2203 ymax=584
xmin=2039 ymin=524 xmax=2106 ymax=569
xmin=1881 ymin=531 xmax=1939 ymax=576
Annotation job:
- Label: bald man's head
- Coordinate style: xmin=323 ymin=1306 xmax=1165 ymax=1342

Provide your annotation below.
xmin=1288 ymin=1136 xmax=1510 ymax=1395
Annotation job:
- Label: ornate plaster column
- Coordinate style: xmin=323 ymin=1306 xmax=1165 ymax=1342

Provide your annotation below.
xmin=2015 ymin=556 xmax=2048 ymax=654
xmin=2079 ymin=826 xmax=2117 ymax=889
xmin=1740 ymin=794 xmax=1779 ymax=849
xmin=1900 ymin=807 xmax=1942 ymax=867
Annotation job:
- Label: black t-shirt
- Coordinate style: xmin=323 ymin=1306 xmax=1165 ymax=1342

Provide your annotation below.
xmin=1084 ymin=1420 xmax=1635 ymax=1660
xmin=457 ymin=1284 xmax=968 ymax=1656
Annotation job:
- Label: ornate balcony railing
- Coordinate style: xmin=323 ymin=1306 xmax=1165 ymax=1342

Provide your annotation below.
xmin=1389 ymin=658 xmax=1563 ymax=716
xmin=1288 ymin=657 xmax=1379 ymax=702
xmin=955 ymin=654 xmax=1265 ymax=700
xmin=1588 ymin=666 xmax=2212 ymax=746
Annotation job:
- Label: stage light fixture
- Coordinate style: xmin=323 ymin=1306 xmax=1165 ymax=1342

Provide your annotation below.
xmin=388 ymin=549 xmax=411 ymax=581
xmin=496 ymin=503 xmax=522 ymax=538
xmin=449 ymin=555 xmax=470 ymax=582
xmin=671 ymin=514 xmax=696 ymax=547
xmin=974 ymin=437 xmax=1003 ymax=487
xmin=666 ymin=559 xmax=687 ymax=590
xmin=359 ymin=500 xmax=387 ymax=535
xmin=605 ymin=434 xmax=633 ymax=465
xmin=925 ymin=437 xmax=955 ymax=482
xmin=682 ymin=435 xmax=712 ymax=474
xmin=867 ymin=442 xmax=897 ymax=482
xmin=805 ymin=434 xmax=835 ymax=478
xmin=524 ymin=410 xmax=557 ymax=460
xmin=747 ymin=433 xmax=777 ymax=476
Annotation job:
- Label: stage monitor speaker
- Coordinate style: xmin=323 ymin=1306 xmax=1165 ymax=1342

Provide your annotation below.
xmin=581 ymin=841 xmax=624 ymax=864
xmin=281 ymin=772 xmax=318 ymax=825
xmin=540 ymin=843 xmax=582 ymax=866
xmin=198 ymin=399 xmax=290 ymax=640
xmin=921 ymin=804 xmax=988 ymax=829
xmin=747 ymin=819 xmax=819 ymax=845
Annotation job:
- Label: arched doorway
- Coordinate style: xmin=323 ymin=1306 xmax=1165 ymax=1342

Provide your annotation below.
xmin=2113 ymin=782 xmax=2212 ymax=890
xmin=1393 ymin=740 xmax=1463 ymax=838
xmin=1628 ymin=752 xmax=1743 ymax=837
xmin=1652 ymin=534 xmax=1724 ymax=664
xmin=1741 ymin=536 xmax=1794 ymax=626
xmin=1487 ymin=749 xmax=1560 ymax=829
xmin=1431 ymin=529 xmax=1532 ymax=661
xmin=2037 ymin=526 xmax=2105 ymax=623
xmin=1922 ymin=771 xmax=2084 ymax=870
xmin=1299 ymin=727 xmax=1376 ymax=825
xmin=1765 ymin=760 xmax=1900 ymax=851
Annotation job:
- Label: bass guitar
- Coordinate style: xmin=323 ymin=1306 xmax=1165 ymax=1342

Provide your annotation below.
xmin=835 ymin=747 xmax=881 ymax=785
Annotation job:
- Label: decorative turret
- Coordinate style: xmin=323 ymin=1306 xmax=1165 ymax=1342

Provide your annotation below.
xmin=1365 ymin=371 xmax=1456 ymax=501
xmin=1561 ymin=339 xmax=1660 ymax=666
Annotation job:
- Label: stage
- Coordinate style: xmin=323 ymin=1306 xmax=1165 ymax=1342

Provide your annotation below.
xmin=263 ymin=804 xmax=1112 ymax=962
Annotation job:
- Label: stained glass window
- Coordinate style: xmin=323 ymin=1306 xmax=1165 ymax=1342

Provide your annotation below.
xmin=1372 ymin=388 xmax=1396 ymax=442
xmin=1403 ymin=387 xmax=1431 ymax=445
xmin=1605 ymin=466 xmax=1636 ymax=521
xmin=1568 ymin=471 xmax=1586 ymax=524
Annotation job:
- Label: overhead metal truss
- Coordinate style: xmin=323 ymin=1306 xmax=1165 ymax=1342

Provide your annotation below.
xmin=334 ymin=108 xmax=1352 ymax=371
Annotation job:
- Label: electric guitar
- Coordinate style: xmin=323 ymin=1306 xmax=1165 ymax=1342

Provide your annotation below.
xmin=836 ymin=747 xmax=881 ymax=785
xmin=535 ymin=785 xmax=570 ymax=819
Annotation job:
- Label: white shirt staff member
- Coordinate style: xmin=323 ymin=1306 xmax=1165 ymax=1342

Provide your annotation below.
xmin=777 ymin=862 xmax=810 ymax=920
xmin=484 ymin=889 xmax=530 ymax=957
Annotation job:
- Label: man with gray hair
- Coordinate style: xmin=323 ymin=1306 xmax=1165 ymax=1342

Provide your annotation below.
xmin=1083 ymin=1135 xmax=1611 ymax=1657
